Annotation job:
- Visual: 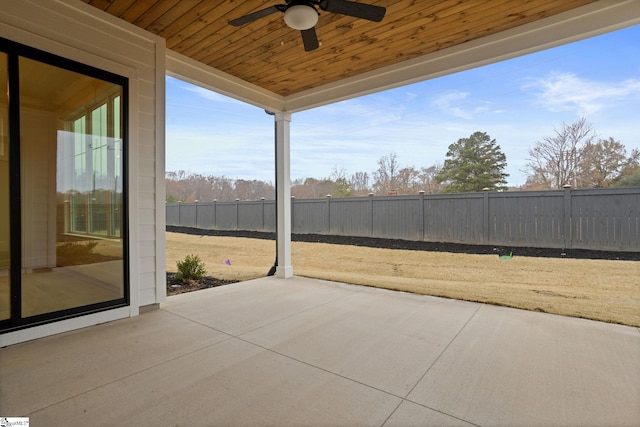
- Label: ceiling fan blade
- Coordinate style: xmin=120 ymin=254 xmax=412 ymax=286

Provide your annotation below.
xmin=301 ymin=27 xmax=319 ymax=52
xmin=320 ymin=0 xmax=386 ymax=22
xmin=229 ymin=6 xmax=282 ymax=26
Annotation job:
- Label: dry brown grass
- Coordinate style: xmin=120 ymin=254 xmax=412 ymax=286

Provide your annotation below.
xmin=166 ymin=232 xmax=640 ymax=327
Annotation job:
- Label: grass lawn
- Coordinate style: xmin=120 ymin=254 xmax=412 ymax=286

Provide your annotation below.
xmin=166 ymin=232 xmax=640 ymax=327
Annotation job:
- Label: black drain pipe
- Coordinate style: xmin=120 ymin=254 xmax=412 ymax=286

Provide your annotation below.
xmin=266 ymin=110 xmax=277 ymax=276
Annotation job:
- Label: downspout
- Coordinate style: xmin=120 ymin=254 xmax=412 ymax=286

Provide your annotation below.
xmin=265 ymin=110 xmax=277 ymax=276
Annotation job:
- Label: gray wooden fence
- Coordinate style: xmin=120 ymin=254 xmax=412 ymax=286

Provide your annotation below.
xmin=166 ymin=187 xmax=640 ymax=252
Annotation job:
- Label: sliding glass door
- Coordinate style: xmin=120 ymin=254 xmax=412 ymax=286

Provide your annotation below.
xmin=0 ymin=52 xmax=8 ymax=322
xmin=0 ymin=38 xmax=128 ymax=332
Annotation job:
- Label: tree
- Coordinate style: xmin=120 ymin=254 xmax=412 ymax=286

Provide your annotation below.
xmin=166 ymin=170 xmax=188 ymax=202
xmin=291 ymin=177 xmax=333 ymax=199
xmin=417 ymin=164 xmax=444 ymax=194
xmin=616 ymin=148 xmax=640 ymax=187
xmin=525 ymin=117 xmax=595 ymax=189
xmin=615 ymin=166 xmax=640 ymax=188
xmin=435 ymin=131 xmax=508 ymax=192
xmin=579 ymin=137 xmax=636 ymax=188
xmin=207 ymin=175 xmax=235 ymax=201
xmin=329 ymin=167 xmax=353 ymax=197
xmin=186 ymin=173 xmax=217 ymax=202
xmin=350 ymin=171 xmax=370 ymax=196
xmin=372 ymin=153 xmax=400 ymax=195
xmin=235 ymin=179 xmax=274 ymax=200
xmin=166 ymin=194 xmax=180 ymax=203
xmin=395 ymin=166 xmax=420 ymax=194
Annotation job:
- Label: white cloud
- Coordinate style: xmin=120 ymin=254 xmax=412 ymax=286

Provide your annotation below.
xmin=429 ymin=90 xmax=492 ymax=119
xmin=523 ymin=72 xmax=640 ymax=115
xmin=303 ymin=95 xmax=406 ymax=129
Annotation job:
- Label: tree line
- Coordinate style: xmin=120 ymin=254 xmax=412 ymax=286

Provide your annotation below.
xmin=166 ymin=117 xmax=639 ymax=202
xmin=165 ymin=171 xmax=274 ymax=203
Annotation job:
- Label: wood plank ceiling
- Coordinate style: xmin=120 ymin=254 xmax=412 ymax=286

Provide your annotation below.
xmin=83 ymin=0 xmax=597 ymax=97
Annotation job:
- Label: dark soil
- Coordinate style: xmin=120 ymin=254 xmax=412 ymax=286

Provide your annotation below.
xmin=167 ymin=225 xmax=640 ymax=261
xmin=166 ymin=272 xmax=238 ymax=296
xmin=166 ymin=225 xmax=639 ymax=295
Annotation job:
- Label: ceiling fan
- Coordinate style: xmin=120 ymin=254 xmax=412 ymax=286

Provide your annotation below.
xmin=228 ymin=0 xmax=386 ymax=52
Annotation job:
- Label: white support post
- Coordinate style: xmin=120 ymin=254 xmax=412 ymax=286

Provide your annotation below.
xmin=275 ymin=112 xmax=293 ymax=278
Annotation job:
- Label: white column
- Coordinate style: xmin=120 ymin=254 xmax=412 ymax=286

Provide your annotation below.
xmin=275 ymin=112 xmax=293 ymax=278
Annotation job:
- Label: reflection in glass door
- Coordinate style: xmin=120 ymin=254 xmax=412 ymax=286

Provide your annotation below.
xmin=0 ymin=38 xmax=128 ymax=331
xmin=19 ymin=57 xmax=125 ymax=318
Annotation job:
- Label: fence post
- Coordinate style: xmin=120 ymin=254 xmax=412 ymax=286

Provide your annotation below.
xmin=235 ymin=199 xmax=240 ymax=230
xmin=369 ymin=193 xmax=374 ymax=237
xmin=563 ymin=185 xmax=572 ymax=249
xmin=212 ymin=200 xmax=217 ymax=230
xmin=177 ymin=201 xmax=182 ymax=226
xmin=482 ymin=188 xmax=490 ymax=244
xmin=326 ymin=194 xmax=332 ymax=234
xmin=419 ymin=191 xmax=425 ymax=241
xmin=194 ymin=200 xmax=199 ymax=228
xmin=291 ymin=196 xmax=295 ymax=234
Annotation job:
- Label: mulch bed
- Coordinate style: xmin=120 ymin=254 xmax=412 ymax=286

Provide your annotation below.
xmin=166 ymin=272 xmax=238 ymax=296
xmin=167 ymin=226 xmax=640 ymax=261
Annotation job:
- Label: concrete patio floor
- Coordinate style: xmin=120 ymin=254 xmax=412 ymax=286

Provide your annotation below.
xmin=1 ymin=276 xmax=639 ymax=426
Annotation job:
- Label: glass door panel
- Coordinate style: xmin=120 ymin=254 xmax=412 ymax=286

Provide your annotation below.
xmin=19 ymin=57 xmax=124 ymax=317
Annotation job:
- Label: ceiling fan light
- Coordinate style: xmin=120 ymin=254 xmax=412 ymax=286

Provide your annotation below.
xmin=284 ymin=5 xmax=318 ymax=30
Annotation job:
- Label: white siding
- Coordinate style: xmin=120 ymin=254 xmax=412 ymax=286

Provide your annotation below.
xmin=0 ymin=0 xmax=165 ymax=345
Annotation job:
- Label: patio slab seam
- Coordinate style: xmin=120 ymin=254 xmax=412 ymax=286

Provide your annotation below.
xmin=390 ymin=398 xmax=481 ymax=427
xmin=22 ymin=333 xmax=238 ymax=417
xmin=232 ymin=332 xmax=481 ymax=426
xmin=402 ymin=303 xmax=482 ymax=399
xmin=378 ymin=304 xmax=483 ymax=427
xmin=163 ymin=294 xmax=481 ymax=425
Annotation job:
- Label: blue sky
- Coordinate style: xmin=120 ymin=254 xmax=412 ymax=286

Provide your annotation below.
xmin=166 ymin=24 xmax=640 ymax=187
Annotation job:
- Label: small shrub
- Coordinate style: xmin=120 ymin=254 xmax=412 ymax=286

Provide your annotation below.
xmin=176 ymin=254 xmax=207 ymax=283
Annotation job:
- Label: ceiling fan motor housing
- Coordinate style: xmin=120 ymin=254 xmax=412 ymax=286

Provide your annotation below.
xmin=284 ymin=2 xmax=320 ymax=30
